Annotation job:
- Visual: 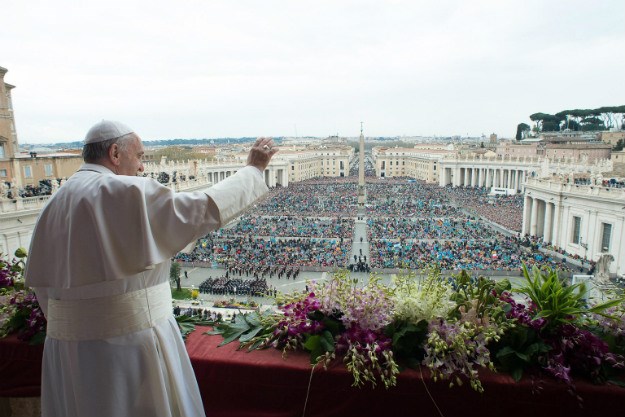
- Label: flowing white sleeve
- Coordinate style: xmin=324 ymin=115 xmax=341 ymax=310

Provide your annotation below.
xmin=202 ymin=166 xmax=268 ymax=227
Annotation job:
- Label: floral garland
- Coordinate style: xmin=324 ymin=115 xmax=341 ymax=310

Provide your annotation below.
xmin=2 ymin=247 xmax=624 ymax=399
xmin=0 ymin=249 xmax=46 ymax=344
xmin=209 ymin=266 xmax=625 ymax=399
xmin=212 ymin=298 xmax=259 ymax=309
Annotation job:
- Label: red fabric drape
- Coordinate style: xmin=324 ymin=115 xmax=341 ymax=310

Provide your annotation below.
xmin=0 ymin=334 xmax=43 ymax=397
xmin=2 ymin=326 xmax=624 ymax=417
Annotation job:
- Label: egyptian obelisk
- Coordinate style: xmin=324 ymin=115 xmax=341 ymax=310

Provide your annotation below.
xmin=357 ymin=123 xmax=365 ymax=213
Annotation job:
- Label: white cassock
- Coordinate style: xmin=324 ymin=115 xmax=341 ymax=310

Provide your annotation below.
xmin=24 ymin=163 xmax=268 ymax=417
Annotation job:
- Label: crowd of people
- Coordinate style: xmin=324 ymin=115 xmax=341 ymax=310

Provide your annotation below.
xmin=253 ymin=180 xmax=358 ymax=216
xmin=574 ymin=177 xmax=625 ymax=188
xmin=367 ymin=217 xmax=497 ymax=240
xmin=176 ymin=236 xmax=351 ymax=271
xmin=221 ymin=215 xmax=354 ymax=239
xmin=1 ymin=179 xmax=58 ymax=199
xmin=364 ymin=179 xmax=462 ymax=218
xmin=198 ymin=276 xmax=270 ymax=297
xmin=173 ymin=167 xmax=586 ymax=276
xmin=368 ymin=236 xmax=571 ymax=272
xmin=348 ymin=155 xmax=376 ymax=177
xmin=438 ymin=185 xmax=524 ymax=232
xmin=226 ymin=261 xmax=301 ymax=280
xmin=172 ymin=307 xmax=261 ymax=325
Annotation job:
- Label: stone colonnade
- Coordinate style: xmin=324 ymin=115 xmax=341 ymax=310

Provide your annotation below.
xmin=521 ymin=195 xmax=559 ymax=243
xmin=453 ymin=166 xmax=527 ymax=190
xmin=439 ymin=163 xmax=534 ymax=191
xmin=145 ymin=160 xmax=289 ymax=188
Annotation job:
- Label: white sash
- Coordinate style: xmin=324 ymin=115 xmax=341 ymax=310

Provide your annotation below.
xmin=46 ymin=282 xmax=173 ymax=341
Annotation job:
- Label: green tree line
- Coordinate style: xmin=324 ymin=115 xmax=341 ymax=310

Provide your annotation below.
xmin=516 ymin=105 xmax=625 ymax=140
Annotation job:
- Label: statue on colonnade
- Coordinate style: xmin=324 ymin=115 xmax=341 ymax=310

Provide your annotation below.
xmin=594 ymin=253 xmax=614 ymax=284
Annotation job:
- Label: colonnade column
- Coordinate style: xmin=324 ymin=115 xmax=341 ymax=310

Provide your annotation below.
xmin=522 ymin=195 xmax=530 ymax=236
xmin=552 ymin=203 xmax=561 ymax=247
xmin=544 ymin=202 xmax=553 ymax=243
xmin=530 ymin=197 xmax=538 ymax=236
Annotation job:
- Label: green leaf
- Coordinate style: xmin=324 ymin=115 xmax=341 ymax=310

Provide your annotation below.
xmin=239 ymin=325 xmax=263 ymax=343
xmin=217 ymin=317 xmax=254 ymax=346
xmin=321 ymin=316 xmax=343 ymax=336
xmin=303 ymin=335 xmax=327 ymax=364
xmin=511 ymin=367 xmax=524 ymax=382
xmin=29 ymin=331 xmax=46 ymax=345
xmin=588 ymin=298 xmax=625 ymax=314
xmin=495 ymin=346 xmax=516 ymax=358
xmin=303 ymin=335 xmax=320 ymax=351
xmin=219 ymin=328 xmax=249 ymax=346
xmin=249 ymin=339 xmax=265 ymax=351
xmin=320 ymin=330 xmax=335 ymax=352
xmin=178 ymin=321 xmax=196 ymax=336
xmin=608 ymin=379 xmax=625 ymax=388
xmin=244 ymin=313 xmax=262 ymax=328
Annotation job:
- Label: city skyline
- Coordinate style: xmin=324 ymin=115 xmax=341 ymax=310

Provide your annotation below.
xmin=2 ymin=0 xmax=624 ymax=144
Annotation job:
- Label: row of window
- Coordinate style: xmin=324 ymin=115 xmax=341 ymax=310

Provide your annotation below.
xmin=12 ymin=164 xmax=55 ymax=179
xmin=320 ymin=160 xmax=346 ymax=169
xmin=572 ymin=216 xmax=612 ymax=251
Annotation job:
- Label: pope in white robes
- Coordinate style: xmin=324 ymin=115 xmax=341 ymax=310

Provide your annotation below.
xmin=24 ymin=120 xmax=277 ymax=417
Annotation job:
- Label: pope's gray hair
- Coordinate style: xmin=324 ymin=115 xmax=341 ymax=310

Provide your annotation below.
xmin=82 ymin=134 xmax=136 ymax=163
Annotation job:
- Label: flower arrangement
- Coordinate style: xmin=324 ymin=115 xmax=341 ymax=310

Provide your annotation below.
xmin=0 ymin=249 xmax=46 ymax=344
xmin=212 ymin=298 xmax=259 ymax=309
xmin=210 ymin=266 xmax=625 ymax=398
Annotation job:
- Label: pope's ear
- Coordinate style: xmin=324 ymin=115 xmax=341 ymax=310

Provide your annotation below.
xmin=109 ymin=143 xmax=121 ymax=165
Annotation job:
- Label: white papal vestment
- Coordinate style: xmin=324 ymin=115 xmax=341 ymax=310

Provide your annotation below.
xmin=24 ymin=163 xmax=268 ymax=417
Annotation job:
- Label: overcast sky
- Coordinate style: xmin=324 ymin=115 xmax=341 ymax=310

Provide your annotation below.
xmin=2 ymin=0 xmax=624 ymax=144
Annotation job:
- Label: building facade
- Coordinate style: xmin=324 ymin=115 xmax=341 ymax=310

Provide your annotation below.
xmin=611 ymin=150 xmax=625 ymax=176
xmin=0 ymin=66 xmax=19 ymax=184
xmin=438 ymin=154 xmax=541 ymax=191
xmin=0 ymin=67 xmax=84 ymax=191
xmin=13 ymin=153 xmax=83 ymax=188
xmin=497 ymin=135 xmax=612 ymax=163
xmin=372 ymin=146 xmax=452 ymax=183
xmin=600 ymin=130 xmax=625 ymax=147
xmin=279 ymin=146 xmax=353 ymax=182
xmin=522 ymin=177 xmax=625 ymax=276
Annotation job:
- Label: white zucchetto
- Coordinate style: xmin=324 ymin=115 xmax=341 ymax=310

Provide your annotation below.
xmin=84 ymin=120 xmax=135 ymax=144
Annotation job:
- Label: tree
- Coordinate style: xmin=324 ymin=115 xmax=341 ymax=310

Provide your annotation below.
xmin=170 ymin=261 xmax=182 ymax=291
xmin=566 ymin=119 xmax=580 ymax=131
xmin=529 ymin=113 xmax=563 ymax=132
xmin=516 ymin=123 xmax=530 ymax=140
xmin=556 ymin=110 xmax=576 ymax=131
xmin=614 ymin=139 xmax=624 ymax=152
xmin=542 ymin=120 xmax=560 ymax=132
xmin=580 ymin=116 xmax=605 ymax=131
xmin=595 ymin=105 xmax=625 ymax=130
